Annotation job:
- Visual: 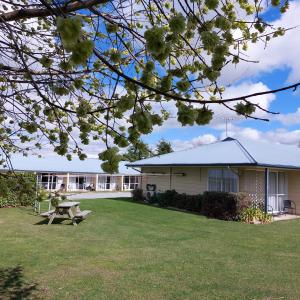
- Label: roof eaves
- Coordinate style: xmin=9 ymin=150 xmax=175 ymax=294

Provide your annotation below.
xmin=0 ymin=168 xmax=106 ymax=174
xmin=256 ymin=163 xmax=300 ymax=170
xmin=129 ymin=163 xmax=258 ymax=167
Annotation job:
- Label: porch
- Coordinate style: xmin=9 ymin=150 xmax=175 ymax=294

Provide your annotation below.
xmin=273 ymin=214 xmax=300 ymax=222
xmin=239 ymin=167 xmax=300 ymax=215
xmin=37 ymin=172 xmax=141 ymax=192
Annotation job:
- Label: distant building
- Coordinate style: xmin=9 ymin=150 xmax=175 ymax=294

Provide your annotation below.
xmin=0 ymin=155 xmax=141 ymax=192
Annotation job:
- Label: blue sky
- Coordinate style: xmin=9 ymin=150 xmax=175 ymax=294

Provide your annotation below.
xmin=142 ymin=1 xmax=300 ymax=151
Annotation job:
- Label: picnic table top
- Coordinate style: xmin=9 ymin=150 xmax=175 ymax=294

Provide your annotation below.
xmin=56 ymin=201 xmax=80 ymax=208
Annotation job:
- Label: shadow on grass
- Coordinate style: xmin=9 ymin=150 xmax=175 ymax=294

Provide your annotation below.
xmin=34 ymin=218 xmax=83 ymax=226
xmin=0 ymin=266 xmax=39 ymax=299
xmin=104 ymin=197 xmax=204 ymax=217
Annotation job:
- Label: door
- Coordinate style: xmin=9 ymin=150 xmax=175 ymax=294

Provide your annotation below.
xmin=268 ymin=172 xmax=278 ymax=212
xmin=278 ymin=172 xmax=288 ymax=212
xmin=106 ymin=176 xmax=111 ymax=190
xmin=76 ymin=177 xmax=85 ymax=189
xmin=98 ymin=176 xmax=107 ymax=190
xmin=268 ymin=172 xmax=288 ymax=213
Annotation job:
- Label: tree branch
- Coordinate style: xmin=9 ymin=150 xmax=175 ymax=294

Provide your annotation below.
xmin=0 ymin=0 xmax=108 ymax=22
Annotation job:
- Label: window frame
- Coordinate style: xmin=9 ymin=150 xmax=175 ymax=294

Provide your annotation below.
xmin=123 ymin=175 xmax=140 ymax=190
xmin=207 ymin=168 xmax=239 ymax=193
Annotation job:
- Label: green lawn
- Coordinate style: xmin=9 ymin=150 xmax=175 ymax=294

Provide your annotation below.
xmin=1 ymin=198 xmax=300 ymax=299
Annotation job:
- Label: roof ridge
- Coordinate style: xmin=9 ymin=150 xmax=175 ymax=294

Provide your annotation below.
xmin=233 ymin=139 xmax=257 ymax=164
xmin=133 ymin=139 xmax=222 ymax=162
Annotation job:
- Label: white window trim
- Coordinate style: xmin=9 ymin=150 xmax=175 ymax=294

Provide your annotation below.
xmin=207 ymin=168 xmax=239 ymax=193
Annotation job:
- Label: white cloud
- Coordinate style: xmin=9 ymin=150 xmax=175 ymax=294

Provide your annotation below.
xmin=221 ymin=124 xmax=300 ymax=146
xmin=152 ymin=80 xmax=276 ymax=134
xmin=210 ymin=81 xmax=276 ymax=121
xmin=275 ymin=107 xmax=300 ymax=125
xmin=222 ymin=126 xmax=262 ymax=141
xmin=221 ymin=1 xmax=300 ymax=84
xmin=170 ymin=134 xmax=218 ymax=151
xmin=171 ymin=126 xmax=300 ymax=152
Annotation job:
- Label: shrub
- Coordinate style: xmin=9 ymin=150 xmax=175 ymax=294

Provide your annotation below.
xmin=131 ymin=188 xmax=144 ymax=202
xmin=157 ymin=190 xmax=177 ymax=207
xmin=0 ymin=193 xmax=18 ymax=208
xmin=236 ymin=193 xmax=252 ymax=216
xmin=172 ymin=193 xmax=202 ymax=212
xmin=0 ymin=173 xmax=36 ymax=208
xmin=185 ymin=194 xmax=203 ymax=212
xmin=173 ymin=193 xmax=186 ymax=209
xmin=143 ymin=189 xmax=254 ymax=221
xmin=240 ymin=207 xmax=272 ymax=224
xmin=201 ymin=191 xmax=238 ymax=220
xmin=155 ymin=190 xmax=202 ymax=212
xmin=36 ymin=188 xmax=49 ymax=203
xmin=49 ymin=191 xmax=66 ymax=207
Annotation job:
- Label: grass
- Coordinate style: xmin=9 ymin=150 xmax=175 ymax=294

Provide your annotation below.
xmin=1 ymin=198 xmax=300 ymax=299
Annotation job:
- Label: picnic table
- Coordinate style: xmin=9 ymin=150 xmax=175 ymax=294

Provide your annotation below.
xmin=41 ymin=201 xmax=91 ymax=226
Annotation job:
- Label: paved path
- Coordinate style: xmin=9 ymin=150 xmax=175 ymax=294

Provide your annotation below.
xmin=67 ymin=191 xmax=131 ymax=200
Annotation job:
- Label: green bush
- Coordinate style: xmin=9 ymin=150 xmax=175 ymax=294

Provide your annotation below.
xmin=155 ymin=190 xmax=202 ymax=213
xmin=157 ymin=190 xmax=177 ymax=207
xmin=201 ymin=191 xmax=238 ymax=220
xmin=240 ymin=207 xmax=272 ymax=224
xmin=185 ymin=194 xmax=203 ymax=212
xmin=131 ymin=188 xmax=144 ymax=202
xmin=173 ymin=193 xmax=186 ymax=209
xmin=36 ymin=188 xmax=49 ymax=203
xmin=236 ymin=193 xmax=252 ymax=216
xmin=0 ymin=173 xmax=36 ymax=208
xmin=144 ymin=189 xmax=253 ymax=221
xmin=0 ymin=193 xmax=18 ymax=207
xmin=173 ymin=193 xmax=202 ymax=211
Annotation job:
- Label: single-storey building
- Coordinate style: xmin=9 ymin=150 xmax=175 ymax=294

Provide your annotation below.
xmin=0 ymin=155 xmax=141 ymax=192
xmin=128 ymin=137 xmax=300 ymax=214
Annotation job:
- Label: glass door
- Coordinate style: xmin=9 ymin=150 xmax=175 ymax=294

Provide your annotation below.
xmin=278 ymin=172 xmax=288 ymax=212
xmin=268 ymin=172 xmax=278 ymax=212
xmin=268 ymin=172 xmax=288 ymax=213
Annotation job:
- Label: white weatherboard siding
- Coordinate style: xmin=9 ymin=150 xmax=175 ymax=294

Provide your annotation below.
xmin=171 ymin=167 xmax=207 ymax=195
xmin=142 ymin=166 xmax=208 ymax=195
xmin=287 ymin=171 xmax=300 ymax=214
xmin=142 ymin=167 xmax=171 ymax=193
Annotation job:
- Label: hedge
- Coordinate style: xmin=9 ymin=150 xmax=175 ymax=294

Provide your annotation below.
xmin=0 ymin=173 xmax=36 ymax=208
xmin=201 ymin=191 xmax=237 ymax=220
xmin=132 ymin=188 xmax=251 ymax=220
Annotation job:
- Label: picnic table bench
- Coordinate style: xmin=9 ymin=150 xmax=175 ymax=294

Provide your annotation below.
xmin=40 ymin=202 xmax=91 ymax=226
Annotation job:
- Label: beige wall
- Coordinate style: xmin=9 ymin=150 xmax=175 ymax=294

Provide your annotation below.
xmin=141 ymin=166 xmax=300 ymax=214
xmin=141 ymin=166 xmax=208 ymax=195
xmin=142 ymin=166 xmax=263 ymax=195
xmin=288 ymin=171 xmax=300 ymax=214
xmin=142 ymin=167 xmax=172 ymax=193
xmin=142 ymin=167 xmax=268 ymax=195
xmin=172 ymin=167 xmax=207 ymax=194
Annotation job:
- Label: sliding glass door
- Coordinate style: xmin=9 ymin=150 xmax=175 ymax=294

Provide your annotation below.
xmin=268 ymin=172 xmax=288 ymax=213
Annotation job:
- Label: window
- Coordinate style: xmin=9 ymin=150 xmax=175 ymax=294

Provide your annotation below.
xmin=38 ymin=173 xmax=57 ymax=190
xmin=208 ymin=169 xmax=238 ymax=193
xmin=123 ymin=176 xmax=140 ymax=190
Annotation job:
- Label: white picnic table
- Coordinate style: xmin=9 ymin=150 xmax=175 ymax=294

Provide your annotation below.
xmin=41 ymin=201 xmax=91 ymax=226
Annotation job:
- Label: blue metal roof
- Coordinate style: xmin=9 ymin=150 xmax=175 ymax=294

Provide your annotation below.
xmin=128 ymin=137 xmax=300 ymax=169
xmin=0 ymin=154 xmax=139 ymax=175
